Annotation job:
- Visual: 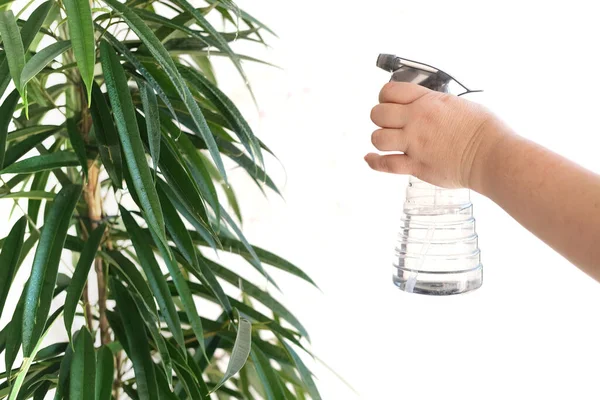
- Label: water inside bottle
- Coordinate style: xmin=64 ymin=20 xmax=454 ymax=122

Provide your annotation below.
xmin=393 ymin=178 xmax=483 ymax=295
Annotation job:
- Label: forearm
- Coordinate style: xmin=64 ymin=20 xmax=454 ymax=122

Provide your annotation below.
xmin=473 ymin=122 xmax=600 ymax=280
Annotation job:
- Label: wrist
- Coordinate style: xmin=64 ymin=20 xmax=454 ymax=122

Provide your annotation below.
xmin=467 ymin=117 xmax=516 ymax=195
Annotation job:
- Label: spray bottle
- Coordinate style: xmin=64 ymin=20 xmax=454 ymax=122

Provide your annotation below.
xmin=376 ymin=54 xmax=483 ymax=295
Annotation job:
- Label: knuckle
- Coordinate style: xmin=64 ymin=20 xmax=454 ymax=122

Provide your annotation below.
xmin=416 ymin=132 xmax=430 ymax=148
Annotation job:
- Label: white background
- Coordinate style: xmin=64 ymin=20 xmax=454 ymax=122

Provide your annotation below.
xmin=3 ymin=0 xmax=600 ymax=399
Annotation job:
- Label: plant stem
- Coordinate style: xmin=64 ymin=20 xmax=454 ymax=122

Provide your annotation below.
xmin=85 ymin=160 xmax=111 ymax=345
xmin=79 ymin=91 xmax=110 ymax=345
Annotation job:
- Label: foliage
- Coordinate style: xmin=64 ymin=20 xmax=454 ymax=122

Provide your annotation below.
xmin=0 ymin=0 xmax=320 ymax=398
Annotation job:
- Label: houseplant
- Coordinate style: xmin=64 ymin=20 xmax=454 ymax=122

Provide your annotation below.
xmin=0 ymin=0 xmax=320 ymax=398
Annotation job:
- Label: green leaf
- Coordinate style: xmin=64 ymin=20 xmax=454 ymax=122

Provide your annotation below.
xmin=0 ymin=1 xmax=51 ymax=99
xmin=99 ymin=29 xmax=178 ymax=125
xmin=53 ymin=332 xmax=75 ymax=400
xmin=62 ymin=0 xmax=95 ymax=103
xmin=5 ymin=290 xmax=25 ymax=380
xmin=6 ymin=125 xmax=59 ymax=143
xmin=195 ymin=257 xmax=232 ymax=315
xmin=179 ymin=65 xmax=262 ymax=165
xmin=8 ymin=307 xmax=63 ymax=400
xmin=222 ymin=182 xmax=242 ymax=223
xmin=112 ymin=279 xmax=160 ymax=400
xmin=69 ymin=327 xmax=96 ymax=400
xmin=221 ymin=206 xmax=278 ymax=288
xmin=66 ymin=117 xmax=88 ymax=178
xmin=219 ymin=139 xmax=280 ymax=195
xmin=1 ymin=190 xmax=57 ymax=201
xmin=20 ymin=40 xmax=71 ymax=89
xmin=0 ymin=90 xmax=20 ymax=169
xmin=167 ymin=340 xmax=204 ymax=400
xmin=4 ymin=130 xmax=57 ymax=168
xmin=250 ymin=348 xmax=286 ymax=400
xmin=22 ymin=184 xmax=81 ymax=356
xmin=210 ymin=316 xmax=252 ymax=393
xmin=0 ymin=11 xmax=26 ymax=97
xmin=156 ymin=178 xmax=217 ymax=249
xmin=100 ymin=40 xmax=166 ymax=244
xmin=64 ymin=224 xmax=106 ymax=342
xmin=0 ymin=216 xmax=26 ymax=320
xmin=129 ymin=290 xmax=172 ymax=386
xmin=95 ymin=346 xmax=114 ymax=400
xmin=0 ymin=151 xmax=80 ymax=175
xmin=102 ymin=250 xmax=157 ymax=316
xmin=119 ymin=207 xmax=185 ymax=349
xmin=209 ymin=260 xmax=309 ymax=340
xmin=174 ymin=124 xmax=220 ymax=219
xmin=197 ymin=233 xmax=318 ymax=288
xmin=138 ymin=80 xmax=160 ymax=180
xmin=28 ymin=171 xmax=50 ymax=225
xmin=147 ymin=221 xmax=207 ymax=356
xmin=157 ymin=186 xmax=197 ymax=268
xmin=170 ymin=0 xmax=254 ymax=103
xmin=89 ymin=81 xmax=123 ymax=188
xmin=101 ymin=0 xmax=227 ymax=180
xmin=278 ymin=336 xmax=321 ymax=400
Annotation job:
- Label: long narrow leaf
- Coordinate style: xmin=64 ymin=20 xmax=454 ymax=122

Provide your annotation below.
xmin=0 ymin=151 xmax=80 ymax=175
xmin=278 ymin=336 xmax=321 ymax=400
xmin=22 ymin=184 xmax=81 ymax=356
xmin=102 ymin=250 xmax=157 ymax=316
xmin=53 ymin=339 xmax=74 ymax=400
xmin=64 ymin=224 xmax=106 ymax=342
xmin=0 ymin=11 xmax=25 ymax=97
xmin=102 ymin=0 xmax=227 ymax=180
xmin=0 ymin=216 xmax=26 ymax=320
xmin=27 ymin=171 xmax=50 ymax=226
xmin=95 ymin=346 xmax=114 ymax=400
xmin=62 ymin=0 xmax=94 ymax=103
xmin=69 ymin=327 xmax=96 ymax=400
xmin=8 ymin=307 xmax=63 ymax=400
xmin=179 ymin=65 xmax=262 ymax=164
xmin=147 ymin=222 xmax=207 ymax=355
xmin=20 ymin=40 xmax=71 ymax=88
xmin=119 ymin=207 xmax=185 ymax=349
xmin=210 ymin=316 xmax=252 ymax=393
xmin=99 ymin=29 xmax=178 ymax=125
xmin=4 ymin=130 xmax=57 ymax=168
xmin=129 ymin=291 xmax=173 ymax=386
xmin=0 ymin=1 xmax=51 ymax=99
xmin=209 ymin=260 xmax=309 ymax=340
xmin=138 ymin=80 xmax=160 ymax=179
xmin=0 ymin=90 xmax=20 ymax=169
xmin=100 ymin=40 xmax=166 ymax=245
xmin=112 ymin=279 xmax=160 ymax=400
xmin=250 ymin=348 xmax=286 ymax=400
xmin=89 ymin=81 xmax=123 ymax=188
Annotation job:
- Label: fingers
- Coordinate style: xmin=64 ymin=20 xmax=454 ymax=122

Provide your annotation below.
xmin=370 ymin=103 xmax=409 ymax=128
xmin=364 ymin=153 xmax=414 ymax=175
xmin=379 ymin=81 xmax=430 ymax=104
xmin=371 ymin=129 xmax=408 ymax=152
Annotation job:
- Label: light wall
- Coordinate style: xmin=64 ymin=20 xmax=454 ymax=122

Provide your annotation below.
xmin=217 ymin=0 xmax=600 ymax=399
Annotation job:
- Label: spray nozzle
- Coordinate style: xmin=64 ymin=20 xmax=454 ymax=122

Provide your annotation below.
xmin=376 ymin=54 xmax=402 ymax=72
xmin=377 ymin=53 xmax=482 ymax=96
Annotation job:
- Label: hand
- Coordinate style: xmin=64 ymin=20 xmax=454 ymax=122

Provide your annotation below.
xmin=365 ymin=82 xmax=503 ymax=189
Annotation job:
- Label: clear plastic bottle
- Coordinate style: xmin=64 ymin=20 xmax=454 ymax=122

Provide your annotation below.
xmin=376 ymin=54 xmax=483 ymax=295
xmin=393 ymin=177 xmax=482 ymax=295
